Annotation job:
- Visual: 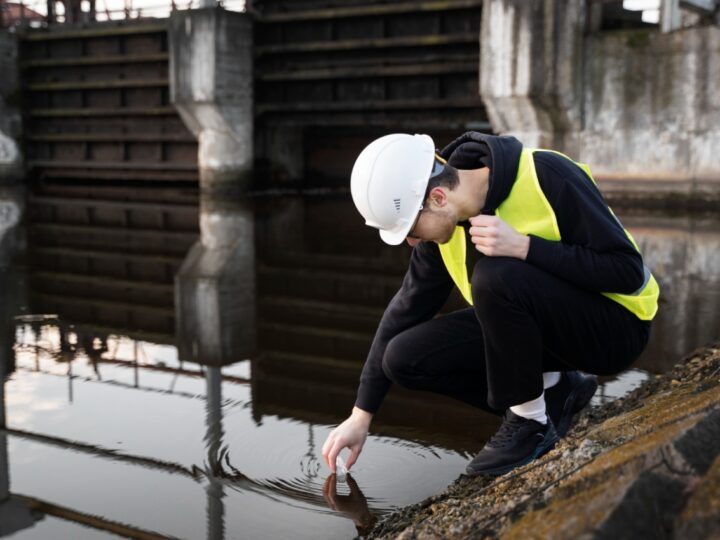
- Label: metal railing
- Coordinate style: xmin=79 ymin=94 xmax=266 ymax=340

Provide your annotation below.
xmin=1 ymin=0 xmax=245 ymax=28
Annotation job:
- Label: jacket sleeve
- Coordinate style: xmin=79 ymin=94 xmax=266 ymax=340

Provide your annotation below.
xmin=525 ymin=151 xmax=645 ymax=294
xmin=354 ymin=241 xmax=453 ymax=414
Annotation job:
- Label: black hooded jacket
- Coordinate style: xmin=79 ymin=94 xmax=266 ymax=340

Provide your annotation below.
xmin=354 ymin=132 xmax=646 ymax=414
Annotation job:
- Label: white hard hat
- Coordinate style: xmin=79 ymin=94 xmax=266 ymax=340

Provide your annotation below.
xmin=350 ymin=133 xmax=436 ymax=245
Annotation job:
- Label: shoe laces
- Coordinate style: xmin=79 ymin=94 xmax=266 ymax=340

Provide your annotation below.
xmin=486 ymin=412 xmax=528 ymax=447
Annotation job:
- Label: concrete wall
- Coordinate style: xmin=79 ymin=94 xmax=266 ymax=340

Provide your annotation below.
xmin=480 ymin=0 xmax=585 ymax=151
xmin=0 ymin=31 xmax=22 ymax=182
xmin=169 ymin=7 xmax=253 ymax=192
xmin=480 ymin=0 xmax=720 ymax=205
xmin=581 ymin=26 xmax=720 ymax=183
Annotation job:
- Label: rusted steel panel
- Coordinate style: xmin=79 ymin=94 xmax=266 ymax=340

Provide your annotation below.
xmin=18 ymin=19 xmax=197 ymax=183
xmin=255 ymin=0 xmax=483 ymax=22
xmin=253 ymin=0 xmax=486 ymax=137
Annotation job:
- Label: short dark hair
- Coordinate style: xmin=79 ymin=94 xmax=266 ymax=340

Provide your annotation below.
xmin=425 ymin=163 xmax=459 ymax=200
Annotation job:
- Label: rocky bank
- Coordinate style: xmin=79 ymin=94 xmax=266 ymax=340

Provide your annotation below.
xmin=368 ymin=343 xmax=720 ymax=539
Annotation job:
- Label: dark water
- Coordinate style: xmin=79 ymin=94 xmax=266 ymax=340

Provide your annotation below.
xmin=0 ymin=189 xmax=718 ymax=539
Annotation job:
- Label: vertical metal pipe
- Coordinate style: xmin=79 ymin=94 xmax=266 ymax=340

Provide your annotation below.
xmin=661 ymin=0 xmax=681 ymax=32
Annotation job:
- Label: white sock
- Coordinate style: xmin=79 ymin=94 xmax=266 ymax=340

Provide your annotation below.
xmin=543 ymin=371 xmax=561 ymax=389
xmin=509 ymin=392 xmax=547 ymax=424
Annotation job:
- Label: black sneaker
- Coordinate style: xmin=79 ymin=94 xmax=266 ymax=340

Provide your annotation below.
xmin=465 ymin=410 xmax=559 ymax=477
xmin=545 ymin=371 xmax=598 ymax=438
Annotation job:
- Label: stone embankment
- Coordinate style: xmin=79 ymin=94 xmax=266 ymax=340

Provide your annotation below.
xmin=369 ymin=344 xmax=720 ymax=539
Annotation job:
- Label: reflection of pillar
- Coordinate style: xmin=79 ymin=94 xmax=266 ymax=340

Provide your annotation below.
xmin=0 ymin=309 xmax=39 ymax=535
xmin=175 ymin=195 xmax=256 ymax=366
xmin=204 ymin=367 xmax=224 ymax=540
xmin=0 ymin=32 xmax=23 ymax=183
xmin=0 ymin=186 xmax=24 ymax=268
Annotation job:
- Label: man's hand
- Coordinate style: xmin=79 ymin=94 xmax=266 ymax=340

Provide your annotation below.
xmin=469 ymin=215 xmax=530 ymax=260
xmin=322 ymin=407 xmax=372 ymax=472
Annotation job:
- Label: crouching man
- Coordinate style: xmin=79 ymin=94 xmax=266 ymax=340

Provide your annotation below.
xmin=322 ymin=132 xmax=657 ymax=476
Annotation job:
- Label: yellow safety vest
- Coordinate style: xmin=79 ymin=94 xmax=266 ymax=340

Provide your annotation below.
xmin=438 ymin=149 xmax=659 ymax=321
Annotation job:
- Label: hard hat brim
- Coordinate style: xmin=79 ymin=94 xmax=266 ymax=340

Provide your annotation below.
xmin=379 ymin=228 xmax=408 ymax=245
xmin=378 ymin=196 xmax=424 ymax=245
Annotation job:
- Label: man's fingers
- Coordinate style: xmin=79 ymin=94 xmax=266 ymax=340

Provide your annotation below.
xmin=327 ymin=441 xmax=345 ymax=473
xmin=469 ymin=215 xmax=496 ymax=227
xmin=469 ymin=226 xmax=497 ymax=238
xmin=321 ymin=434 xmax=334 ymax=469
xmin=345 ymin=446 xmax=361 ymax=470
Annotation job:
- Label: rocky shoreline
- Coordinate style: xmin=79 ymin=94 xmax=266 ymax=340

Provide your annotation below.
xmin=368 ymin=343 xmax=720 ymax=539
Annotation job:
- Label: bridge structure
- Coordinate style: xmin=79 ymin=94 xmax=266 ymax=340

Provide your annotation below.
xmin=0 ymin=0 xmax=489 ymax=377
xmin=0 ymin=0 xmax=718 ymax=422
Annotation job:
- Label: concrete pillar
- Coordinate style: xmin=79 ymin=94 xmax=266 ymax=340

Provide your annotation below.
xmin=0 ymin=31 xmax=23 ymax=182
xmin=175 ymin=193 xmax=255 ymax=367
xmin=479 ymin=0 xmax=585 ymax=152
xmin=169 ymin=7 xmax=253 ymax=193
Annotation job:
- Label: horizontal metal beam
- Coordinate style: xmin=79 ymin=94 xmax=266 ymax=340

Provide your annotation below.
xmin=29 ymin=107 xmax=177 ymax=117
xmin=31 ymin=271 xmax=174 ymax=293
xmin=7 ymin=427 xmax=196 ymax=479
xmin=260 ymin=116 xmax=491 ymax=129
xmin=29 ymin=291 xmax=175 ymax=317
xmin=255 ymin=32 xmax=478 ymax=55
xmin=28 ymin=79 xmax=168 ymax=92
xmin=30 ymin=222 xmax=197 ymax=242
xmin=27 ymin=133 xmax=195 ymax=143
xmin=258 ymin=60 xmax=477 ymax=81
xmin=31 ymin=246 xmax=185 ymax=266
xmin=21 ymin=317 xmax=177 ymax=345
xmin=28 ymin=160 xmax=197 ymax=171
xmin=22 ymin=52 xmax=169 ymax=69
xmin=15 ymin=492 xmax=180 ymax=540
xmin=36 ymin=169 xmax=198 ymax=182
xmin=29 ymin=194 xmax=197 ymax=212
xmin=257 ymin=97 xmax=484 ymax=113
xmin=18 ymin=22 xmax=167 ymax=42
xmin=256 ymin=0 xmax=483 ymax=22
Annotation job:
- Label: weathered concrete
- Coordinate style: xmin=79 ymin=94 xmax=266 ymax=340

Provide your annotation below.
xmin=169 ymin=7 xmax=253 ymax=193
xmin=368 ymin=346 xmax=720 ymax=539
xmin=480 ymin=0 xmax=720 ymax=206
xmin=582 ymin=26 xmax=720 ymax=185
xmin=480 ymin=0 xmax=585 ymax=151
xmin=0 ymin=31 xmax=23 ymax=182
xmin=174 ymin=194 xmax=255 ymax=367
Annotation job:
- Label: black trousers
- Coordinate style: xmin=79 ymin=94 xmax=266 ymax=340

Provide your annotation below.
xmin=381 ymin=257 xmax=652 ymax=415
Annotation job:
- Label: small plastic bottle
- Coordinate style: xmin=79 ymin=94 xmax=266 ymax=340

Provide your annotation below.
xmin=335 ymin=455 xmax=348 ymax=482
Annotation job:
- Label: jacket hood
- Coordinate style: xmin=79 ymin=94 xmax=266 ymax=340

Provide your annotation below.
xmin=439 ymin=132 xmax=523 ymax=215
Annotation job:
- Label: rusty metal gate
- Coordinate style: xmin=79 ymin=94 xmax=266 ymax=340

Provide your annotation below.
xmin=253 ymin=0 xmax=487 ymax=130
xmin=18 ymin=20 xmax=198 ymax=183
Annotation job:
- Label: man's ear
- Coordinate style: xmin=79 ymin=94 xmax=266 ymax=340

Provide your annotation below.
xmin=428 ymin=187 xmax=448 ymax=208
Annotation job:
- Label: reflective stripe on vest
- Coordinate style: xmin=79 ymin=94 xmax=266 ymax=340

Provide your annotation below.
xmin=438 ymin=148 xmax=659 ymax=320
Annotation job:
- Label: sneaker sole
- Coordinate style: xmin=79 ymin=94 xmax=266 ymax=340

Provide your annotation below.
xmin=465 ymin=432 xmax=560 ymax=477
xmin=556 ymin=375 xmax=598 ymax=438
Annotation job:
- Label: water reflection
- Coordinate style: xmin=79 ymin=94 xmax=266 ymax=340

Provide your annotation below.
xmin=0 ymin=187 xmax=718 ymax=539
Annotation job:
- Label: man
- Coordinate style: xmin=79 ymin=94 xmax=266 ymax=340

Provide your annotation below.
xmin=321 ymin=132 xmax=658 ymax=477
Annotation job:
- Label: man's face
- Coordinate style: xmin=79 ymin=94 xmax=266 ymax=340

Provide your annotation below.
xmin=406 ymin=204 xmax=457 ymax=246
